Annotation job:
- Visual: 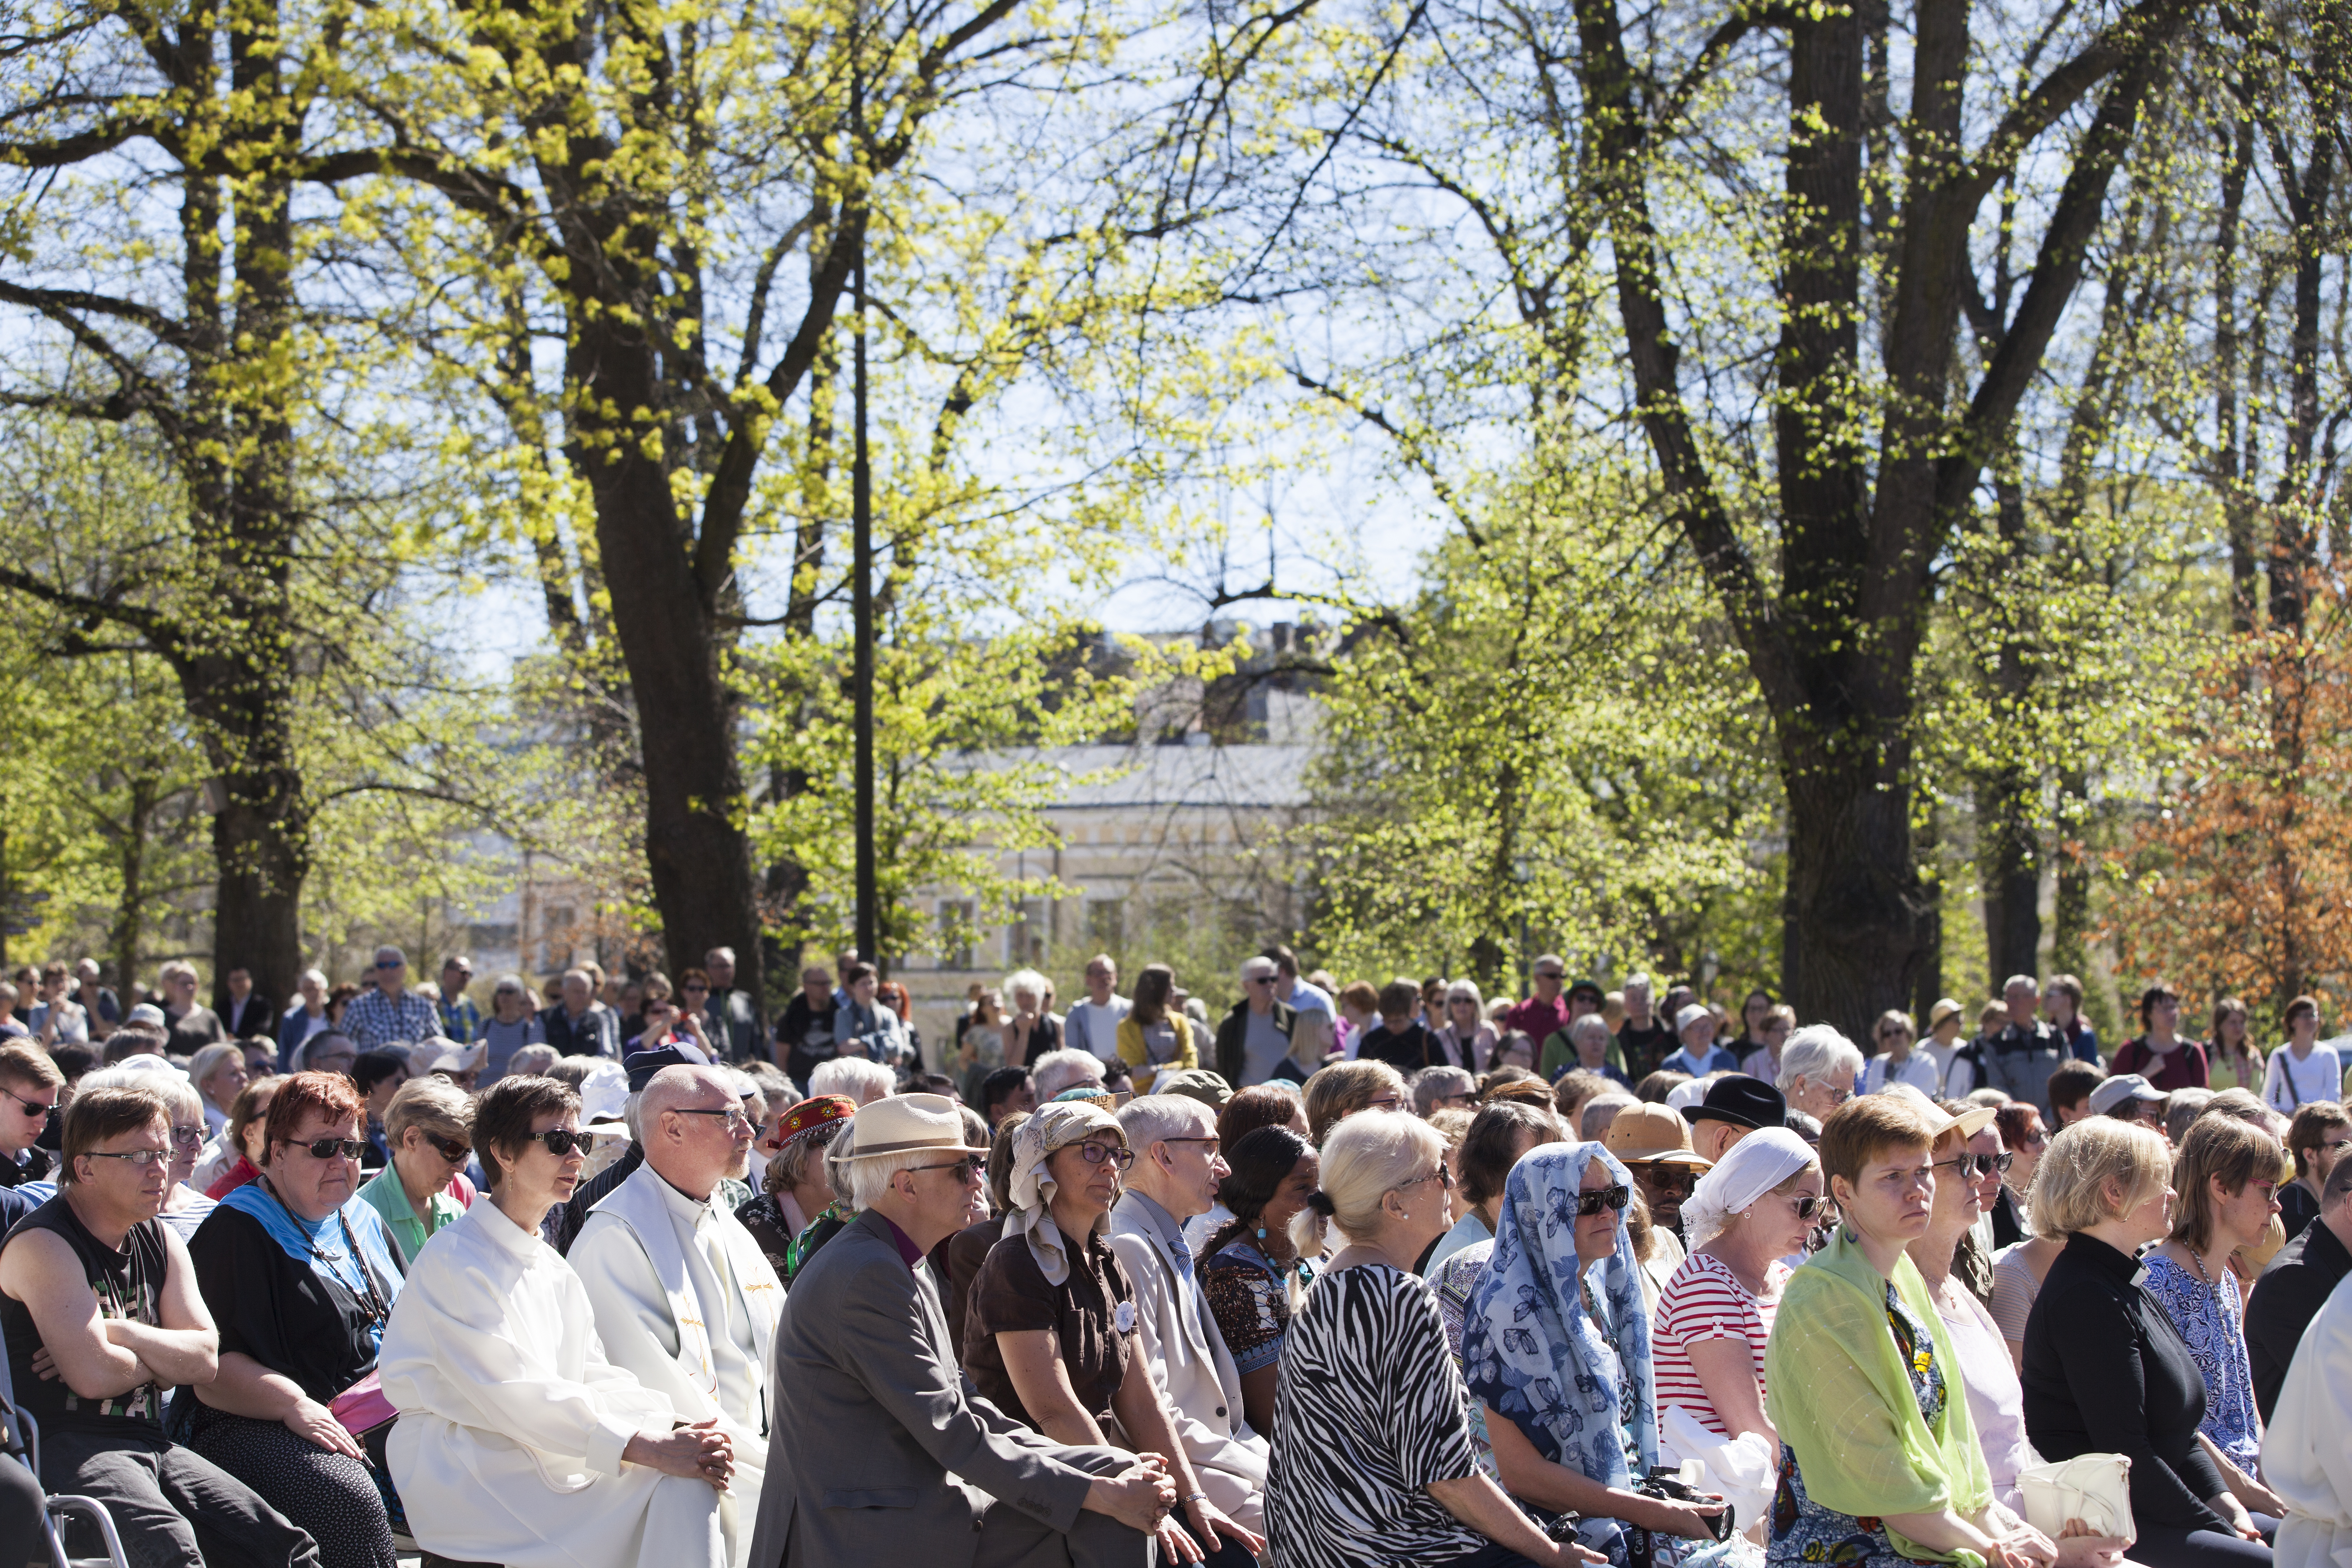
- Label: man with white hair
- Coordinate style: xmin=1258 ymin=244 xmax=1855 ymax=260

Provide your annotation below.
xmin=543 ymin=966 xmax=623 ymax=1059
xmin=1213 ymin=956 xmax=1297 ymax=1087
xmin=343 ymin=946 xmax=440 ymax=1048
xmin=572 ymin=1065 xmax=784 ymax=1566
xmin=1984 ymin=973 xmax=2066 ymax=1117
xmin=1615 ymin=972 xmax=1675 ymax=1079
xmin=278 ymin=968 xmax=331 ymax=1065
xmin=1031 ymin=1047 xmax=1108 ymax=1103
xmin=1775 ymin=1025 xmax=1865 ymax=1124
xmin=745 ymin=1093 xmax=1174 ymax=1568
xmin=809 ymin=1055 xmax=895 ymax=1106
xmin=1109 ymin=1095 xmax=1269 ymax=1533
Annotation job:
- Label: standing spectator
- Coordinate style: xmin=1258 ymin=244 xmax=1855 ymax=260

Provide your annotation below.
xmin=1730 ymin=988 xmax=1776 ymax=1062
xmin=2264 ymin=997 xmax=2341 ymax=1119
xmin=2246 ymin=1157 xmax=2352 ymax=1422
xmin=357 ymin=1075 xmax=476 ymax=1267
xmin=436 ymin=954 xmax=481 ymax=1043
xmin=1356 ymin=977 xmax=1447 ymax=1075
xmin=1615 ymin=973 xmax=1676 ymax=1080
xmin=1332 ymin=980 xmax=1379 ymax=1058
xmin=1264 ymin=944 xmax=1333 ymax=1026
xmin=1436 ymin=980 xmax=1498 ymax=1072
xmin=1265 ymin=1112 xmax=1597 ymax=1568
xmin=833 ymin=962 xmax=913 ymax=1069
xmin=774 ymin=962 xmax=838 ymax=1081
xmin=1109 ymin=1095 xmax=1269 ymax=1533
xmin=2045 ymin=975 xmax=2101 ymax=1064
xmin=324 ymin=981 xmax=359 ymax=1030
xmin=1738 ymin=1003 xmax=1796 ymax=1083
xmin=542 ymin=966 xmax=622 ymax=1058
xmin=2213 ymin=999 xmax=2259 ymax=1095
xmin=0 ymin=1040 xmax=59 ymax=1189
xmin=1117 ymin=964 xmax=1199 ymax=1093
xmin=1216 ymin=956 xmax=1300 ymax=1087
xmin=1424 ymin=1099 xmax=1560 ymax=1276
xmin=1921 ymin=998 xmax=1982 ymax=1096
xmin=30 ymin=960 xmax=90 ymax=1045
xmin=1985 ymin=976 xmax=2069 ymax=1117
xmin=1065 ymin=954 xmax=1132 ymax=1065
xmin=2113 ymin=984 xmax=2213 ymax=1093
xmin=1862 ymin=1010 xmax=1943 ymax=1095
xmin=157 ymin=959 xmax=228 ymax=1057
xmin=0 ymin=1083 xmax=320 ymax=1568
xmin=217 ymin=965 xmax=274 ymax=1039
xmin=278 ymin=968 xmax=330 ymax=1065
xmin=2277 ymin=1101 xmax=2351 ymax=1241
xmin=2022 ymin=1117 xmax=2272 ymax=1568
xmin=342 ymin=946 xmax=439 ymax=1049
xmin=478 ymin=973 xmax=548 ymax=1083
xmin=1556 ymin=1014 xmax=1633 ymax=1091
xmin=1661 ymin=1003 xmax=1739 ymax=1078
xmin=703 ymin=946 xmax=760 ymax=1062
xmin=2139 ymin=1116 xmax=2291 ymax=1514
xmin=1499 ymin=955 xmax=1573 ymax=1060
xmin=75 ymin=956 xmax=121 ymax=1030
xmin=1003 ymin=969 xmax=1064 ymax=1065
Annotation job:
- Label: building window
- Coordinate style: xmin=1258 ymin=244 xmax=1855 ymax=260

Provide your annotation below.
xmin=1006 ymin=899 xmax=1047 ymax=967
xmin=936 ymin=901 xmax=976 ymax=970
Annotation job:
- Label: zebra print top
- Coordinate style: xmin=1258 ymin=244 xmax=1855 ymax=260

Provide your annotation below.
xmin=1265 ymin=1262 xmax=1487 ymax=1568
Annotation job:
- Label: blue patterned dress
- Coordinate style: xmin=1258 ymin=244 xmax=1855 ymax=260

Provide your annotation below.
xmin=1767 ymin=1279 xmax=1949 ymax=1568
xmin=2140 ymin=1253 xmax=2261 ymax=1470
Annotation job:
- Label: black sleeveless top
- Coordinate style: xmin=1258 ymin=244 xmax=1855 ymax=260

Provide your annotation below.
xmin=0 ymin=1194 xmax=168 ymax=1432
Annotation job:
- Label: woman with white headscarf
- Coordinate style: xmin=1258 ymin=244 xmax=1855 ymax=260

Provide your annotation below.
xmin=1653 ymin=1128 xmax=1823 ymax=1464
xmin=965 ymin=1101 xmax=1261 ymax=1565
xmin=1461 ymin=1142 xmax=1736 ymax=1563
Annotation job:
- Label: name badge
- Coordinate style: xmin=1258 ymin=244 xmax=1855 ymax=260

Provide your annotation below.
xmin=1114 ymin=1300 xmax=1138 ymax=1333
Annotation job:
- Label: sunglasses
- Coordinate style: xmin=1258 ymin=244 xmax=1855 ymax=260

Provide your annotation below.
xmin=0 ymin=1084 xmax=56 ymax=1120
xmin=1932 ymin=1151 xmax=2014 ymax=1179
xmin=422 ymin=1132 xmax=472 ymax=1163
xmin=908 ymin=1156 xmax=986 ymax=1180
xmin=1573 ymin=1183 xmax=1632 ymax=1217
xmin=1637 ymin=1167 xmax=1698 ymax=1196
xmin=534 ymin=1129 xmax=593 ymax=1157
xmin=1398 ymin=1165 xmax=1457 ymax=1192
xmin=1788 ymin=1194 xmax=1827 ymax=1220
xmin=169 ymin=1124 xmax=206 ymax=1148
xmin=1070 ymin=1142 xmax=1135 ymax=1169
xmin=1366 ymin=1094 xmax=1403 ymax=1110
xmin=287 ymin=1137 xmax=368 ymax=1161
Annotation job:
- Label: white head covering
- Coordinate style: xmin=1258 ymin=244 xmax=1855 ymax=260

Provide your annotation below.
xmin=1679 ymin=1124 xmax=1817 ymax=1249
xmin=1003 ymin=1101 xmax=1126 ymax=1286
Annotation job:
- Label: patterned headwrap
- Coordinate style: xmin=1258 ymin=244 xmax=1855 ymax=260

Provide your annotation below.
xmin=778 ymin=1094 xmax=857 ymax=1146
xmin=1003 ymin=1101 xmax=1127 ymax=1286
xmin=1461 ymin=1140 xmax=1659 ymax=1490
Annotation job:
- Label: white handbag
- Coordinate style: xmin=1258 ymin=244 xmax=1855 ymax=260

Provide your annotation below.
xmin=2017 ymin=1453 xmax=2135 ymax=1545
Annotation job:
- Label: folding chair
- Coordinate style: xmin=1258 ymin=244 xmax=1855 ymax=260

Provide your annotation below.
xmin=0 ymin=1346 xmax=129 ymax=1568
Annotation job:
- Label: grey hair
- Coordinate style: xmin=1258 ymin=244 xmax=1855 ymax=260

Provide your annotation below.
xmin=493 ymin=973 xmax=528 ymax=995
xmin=1409 ymin=1065 xmax=1476 ymax=1117
xmin=1445 ymin=978 xmax=1484 ymax=1011
xmin=1118 ymin=1093 xmax=1215 ymax=1150
xmin=842 ymin=1148 xmax=928 ymax=1210
xmin=1624 ymin=972 xmax=1653 ymax=994
xmin=302 ymin=968 xmax=328 ymax=988
xmin=1003 ymin=967 xmax=1051 ymax=1007
xmin=1778 ymin=1025 xmax=1865 ymax=1094
xmin=78 ymin=1065 xmax=201 ymax=1122
xmin=1571 ymin=1014 xmax=1612 ymax=1044
xmin=1580 ymin=1093 xmax=1638 ymax=1141
xmin=1240 ymin=955 xmax=1279 ymax=982
xmin=810 ymin=1057 xmax=895 ymax=1104
xmin=1031 ymin=1048 xmax=1106 ymax=1101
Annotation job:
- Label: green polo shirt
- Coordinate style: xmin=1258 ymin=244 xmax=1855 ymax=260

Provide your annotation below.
xmin=356 ymin=1167 xmax=465 ymax=1269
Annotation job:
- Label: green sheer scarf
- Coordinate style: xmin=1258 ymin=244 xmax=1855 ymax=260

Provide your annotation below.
xmin=1764 ymin=1227 xmax=1994 ymax=1566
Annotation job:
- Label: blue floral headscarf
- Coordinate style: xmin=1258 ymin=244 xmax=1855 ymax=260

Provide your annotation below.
xmin=1460 ymin=1140 xmax=1658 ymax=1489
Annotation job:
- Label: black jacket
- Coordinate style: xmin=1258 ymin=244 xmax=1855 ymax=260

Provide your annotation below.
xmin=1214 ymin=999 xmax=1297 ymax=1086
xmin=2021 ymin=1232 xmax=2231 ymax=1535
xmin=2246 ymin=1215 xmax=2352 ymax=1421
xmin=1357 ymin=1020 xmax=1446 ymax=1075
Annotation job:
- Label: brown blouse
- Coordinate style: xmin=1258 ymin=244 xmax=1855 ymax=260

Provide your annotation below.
xmin=962 ymin=1223 xmax=1135 ymax=1432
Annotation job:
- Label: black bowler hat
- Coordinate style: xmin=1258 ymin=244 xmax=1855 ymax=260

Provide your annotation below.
xmin=624 ymin=1045 xmax=694 ymax=1093
xmin=1681 ymin=1075 xmax=1788 ymax=1131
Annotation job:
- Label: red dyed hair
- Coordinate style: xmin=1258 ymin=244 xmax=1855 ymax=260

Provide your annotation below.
xmin=260 ymin=1069 xmax=366 ymax=1159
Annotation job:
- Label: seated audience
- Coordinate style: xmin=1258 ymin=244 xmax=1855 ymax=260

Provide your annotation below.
xmin=745 ymin=1092 xmax=1177 ymax=1568
xmin=1199 ymin=1124 xmax=1321 ymax=1439
xmin=1424 ymin=1099 xmax=1560 ymax=1276
xmin=573 ymin=1063 xmax=786 ymax=1565
xmin=2140 ymin=1115 xmax=2291 ymax=1521
xmin=1302 ymin=1058 xmax=1407 ymax=1145
xmin=354 ymin=1074 xmax=475 ymax=1267
xmin=967 ymin=1100 xmax=1259 ymax=1562
xmin=1767 ymin=1093 xmax=2055 ymax=1568
xmin=378 ymin=1074 xmax=735 ymax=1568
xmin=1412 ymin=1065 xmax=1479 ymax=1117
xmin=1777 ymin=1024 xmax=1864 ymax=1124
xmin=0 ymin=1040 xmax=60 ymax=1191
xmin=2022 ymin=1116 xmax=2273 ymax=1568
xmin=70 ymin=1064 xmax=219 ymax=1242
xmin=202 ymin=1077 xmax=280 ymax=1199
xmin=186 ymin=1070 xmax=407 ymax=1567
xmin=0 ymin=1084 xmax=318 ymax=1567
xmin=188 ymin=1043 xmax=248 ymax=1139
xmin=1110 ymin=1095 xmax=1272 ymax=1538
xmin=1263 ymin=1112 xmax=1600 ymax=1568
xmin=980 ymin=1064 xmax=1037 ymax=1129
xmin=1601 ymin=1103 xmax=1702 ymax=1308
xmin=735 ymin=1092 xmax=852 ymax=1279
xmin=2259 ymin=1244 xmax=2352 ymax=1568
xmin=1655 ymin=1126 xmax=1820 ymax=1465
xmin=2246 ymin=1156 xmax=2352 ymax=1421
xmin=353 ymin=1050 xmax=408 ymax=1168
xmin=2277 ymin=1102 xmax=2349 ymax=1243
xmin=807 ymin=1052 xmax=895 ymax=1106
xmin=1991 ymin=1100 xmax=2048 ymax=1249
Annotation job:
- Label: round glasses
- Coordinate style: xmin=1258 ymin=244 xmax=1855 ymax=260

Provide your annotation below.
xmin=1070 ymin=1141 xmax=1135 ymax=1169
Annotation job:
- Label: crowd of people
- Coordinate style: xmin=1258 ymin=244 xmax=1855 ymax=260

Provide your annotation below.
xmin=3 ymin=945 xmax=2352 ymax=1568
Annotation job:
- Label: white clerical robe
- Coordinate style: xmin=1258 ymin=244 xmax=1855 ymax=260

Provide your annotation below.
xmin=570 ymin=1162 xmax=783 ymax=1567
xmin=2261 ymin=1272 xmax=2352 ymax=1568
xmin=378 ymin=1197 xmax=726 ymax=1568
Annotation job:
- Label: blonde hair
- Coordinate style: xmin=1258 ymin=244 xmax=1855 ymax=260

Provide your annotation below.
xmin=1312 ymin=1110 xmax=1445 ymax=1247
xmin=2167 ymin=1115 xmax=2291 ymax=1252
xmin=1302 ymin=1059 xmax=1406 ymax=1145
xmin=2030 ymin=1117 xmax=2173 ymax=1240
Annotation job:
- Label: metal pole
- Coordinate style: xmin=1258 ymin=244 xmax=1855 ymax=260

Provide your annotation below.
xmin=851 ymin=37 xmax=877 ymax=972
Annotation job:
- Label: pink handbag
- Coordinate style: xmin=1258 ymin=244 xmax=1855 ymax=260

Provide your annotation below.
xmin=330 ymin=1373 xmax=397 ymax=1440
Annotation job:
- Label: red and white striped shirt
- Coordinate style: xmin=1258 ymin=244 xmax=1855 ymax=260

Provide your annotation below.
xmin=1651 ymin=1251 xmax=1785 ymax=1438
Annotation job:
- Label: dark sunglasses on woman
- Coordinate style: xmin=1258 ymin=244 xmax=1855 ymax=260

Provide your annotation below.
xmin=535 ymin=1129 xmax=593 ymax=1157
xmin=1573 ymin=1184 xmax=1632 ymax=1216
xmin=1933 ymin=1151 xmax=2013 ymax=1179
xmin=290 ymin=1137 xmax=368 ymax=1161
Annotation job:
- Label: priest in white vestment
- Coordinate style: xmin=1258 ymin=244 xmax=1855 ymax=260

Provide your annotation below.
xmin=379 ymin=1074 xmax=735 ymax=1568
xmin=570 ymin=1063 xmax=784 ymax=1567
xmin=2262 ymin=1271 xmax=2352 ymax=1568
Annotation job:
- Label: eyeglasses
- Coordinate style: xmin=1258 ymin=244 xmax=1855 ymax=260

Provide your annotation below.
xmin=1637 ymin=1167 xmax=1698 ymax=1197
xmin=2316 ymin=1137 xmax=2352 ymax=1156
xmin=1398 ymin=1165 xmax=1457 ymax=1192
xmin=286 ymin=1137 xmax=368 ymax=1161
xmin=1070 ymin=1142 xmax=1135 ymax=1169
xmin=1929 ymin=1152 xmax=2011 ymax=1180
xmin=1814 ymin=1084 xmax=1853 ymax=1105
xmin=1366 ymin=1094 xmax=1403 ymax=1110
xmin=83 ymin=1148 xmax=172 ymax=1169
xmin=168 ymin=1124 xmax=205 ymax=1148
xmin=422 ymin=1132 xmax=472 ymax=1164
xmin=671 ymin=1105 xmax=752 ymax=1130
xmin=1244 ymin=977 xmax=1274 ymax=987
xmin=0 ymin=1084 xmax=55 ymax=1120
xmin=534 ymin=1129 xmax=592 ymax=1157
xmin=1788 ymin=1194 xmax=1827 ymax=1220
xmin=908 ymin=1156 xmax=986 ymax=1180
xmin=1573 ymin=1183 xmax=1632 ymax=1217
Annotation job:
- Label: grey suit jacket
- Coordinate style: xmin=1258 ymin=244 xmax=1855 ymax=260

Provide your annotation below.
xmin=746 ymin=1208 xmax=1099 ymax=1568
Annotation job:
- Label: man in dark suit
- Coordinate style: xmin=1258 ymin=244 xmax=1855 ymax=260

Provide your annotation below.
xmin=2247 ymin=1156 xmax=2352 ymax=1421
xmin=216 ymin=966 xmax=276 ymax=1039
xmin=746 ymin=1093 xmax=1171 ymax=1568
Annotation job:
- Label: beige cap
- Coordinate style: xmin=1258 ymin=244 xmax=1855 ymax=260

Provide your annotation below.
xmin=1602 ymin=1102 xmax=1714 ymax=1168
xmin=1880 ymin=1083 xmax=1999 ymax=1140
xmin=844 ymin=1091 xmax=991 ymax=1158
